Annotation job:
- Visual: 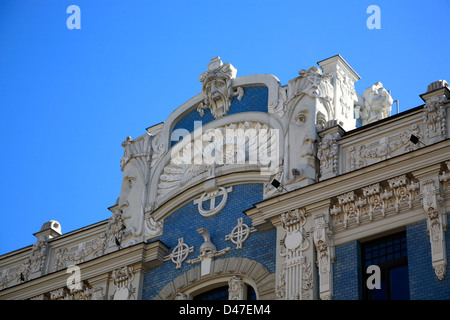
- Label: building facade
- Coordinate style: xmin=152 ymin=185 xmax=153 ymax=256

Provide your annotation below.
xmin=1 ymin=55 xmax=449 ymax=300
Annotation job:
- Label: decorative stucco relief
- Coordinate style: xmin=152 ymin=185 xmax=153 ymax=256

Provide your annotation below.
xmin=312 ymin=212 xmax=334 ymax=300
xmin=197 ymin=56 xmax=244 ymax=119
xmin=276 ymin=208 xmax=313 ymax=300
xmin=347 ymin=124 xmax=423 ymax=172
xmin=330 ymin=174 xmax=420 ymax=229
xmin=420 ymin=179 xmax=447 ymax=280
xmin=156 ymin=121 xmax=278 ymax=204
xmin=357 ymin=82 xmax=393 ymax=125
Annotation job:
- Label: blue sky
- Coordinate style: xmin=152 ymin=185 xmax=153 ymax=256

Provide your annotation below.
xmin=0 ymin=0 xmax=449 ymax=255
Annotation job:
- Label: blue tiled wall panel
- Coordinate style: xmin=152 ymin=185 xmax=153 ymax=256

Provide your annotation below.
xmin=142 ymin=183 xmax=276 ymax=300
xmin=171 ymin=86 xmax=269 ymax=146
xmin=406 ymin=215 xmax=450 ymax=300
xmin=333 ymin=241 xmax=362 ymax=300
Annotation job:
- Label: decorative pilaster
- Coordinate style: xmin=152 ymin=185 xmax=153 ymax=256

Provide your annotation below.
xmin=277 ymin=209 xmax=313 ymax=300
xmin=228 ymin=276 xmax=245 ymax=300
xmin=312 ymin=212 xmax=334 ymax=300
xmin=420 ymin=178 xmax=447 ymax=280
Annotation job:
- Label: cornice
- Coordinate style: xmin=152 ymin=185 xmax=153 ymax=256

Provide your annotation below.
xmin=0 ymin=240 xmax=169 ymax=300
xmin=246 ymin=139 xmax=450 ymax=227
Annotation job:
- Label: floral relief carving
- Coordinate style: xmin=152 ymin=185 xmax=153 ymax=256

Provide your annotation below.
xmin=330 ymin=175 xmax=420 ymax=229
xmin=347 ymin=124 xmax=423 ymax=172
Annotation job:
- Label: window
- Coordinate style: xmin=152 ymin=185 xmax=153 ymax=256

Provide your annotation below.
xmin=192 ymin=284 xmax=257 ymax=300
xmin=193 ymin=286 xmax=229 ymax=300
xmin=361 ymin=231 xmax=410 ymax=300
xmin=247 ymin=286 xmax=257 ymax=300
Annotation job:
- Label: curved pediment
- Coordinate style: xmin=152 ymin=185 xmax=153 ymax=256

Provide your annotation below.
xmin=157 ymin=68 xmax=281 ymax=152
xmin=114 ymin=55 xmax=399 ymax=248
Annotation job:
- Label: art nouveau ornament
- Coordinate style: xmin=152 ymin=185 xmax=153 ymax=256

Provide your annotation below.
xmin=420 ymin=179 xmax=447 ymax=280
xmin=164 ymin=238 xmax=194 ymax=269
xmin=268 ymin=87 xmax=288 ymax=119
xmin=439 ymin=161 xmax=450 ymax=183
xmin=225 ymin=217 xmax=256 ymax=249
xmin=423 ymin=96 xmax=447 ymax=144
xmin=317 ymin=133 xmax=340 ymax=180
xmin=280 ymin=66 xmax=333 ymax=190
xmin=193 ymin=186 xmax=233 ymax=217
xmin=346 ymin=124 xmax=424 ymax=173
xmin=48 ymin=281 xmax=94 ymax=300
xmin=362 ymin=183 xmax=392 ymax=220
xmin=330 ymin=175 xmax=421 ymax=230
xmin=387 ymin=175 xmax=419 ymax=213
xmin=111 ymin=265 xmax=135 ymax=300
xmin=312 ymin=213 xmax=334 ymax=300
xmin=156 ymin=121 xmax=278 ymax=203
xmin=187 ymin=228 xmax=231 ymax=276
xmin=117 ymin=134 xmax=162 ymax=247
xmin=358 ymin=82 xmax=393 ymax=125
xmin=197 ymin=56 xmax=244 ymax=119
xmin=336 ymin=191 xmax=366 ymax=228
xmin=278 ymin=209 xmax=312 ymax=300
xmin=228 ymin=276 xmax=244 ymax=300
xmin=317 ymin=55 xmax=361 ymax=131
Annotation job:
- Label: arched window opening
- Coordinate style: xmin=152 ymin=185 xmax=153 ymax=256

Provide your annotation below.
xmin=192 ymin=283 xmax=257 ymax=300
xmin=193 ymin=285 xmax=228 ymax=300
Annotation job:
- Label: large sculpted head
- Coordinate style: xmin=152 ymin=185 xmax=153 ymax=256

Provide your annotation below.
xmin=297 ymin=66 xmax=333 ymax=101
xmin=118 ymin=161 xmax=145 ymax=244
xmin=283 ymin=66 xmax=333 ymax=188
xmin=198 ymin=57 xmax=237 ymax=119
xmin=117 ymin=135 xmax=152 ymax=246
xmin=361 ymin=82 xmax=393 ymax=125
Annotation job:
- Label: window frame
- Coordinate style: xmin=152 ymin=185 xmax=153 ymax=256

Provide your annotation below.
xmin=361 ymin=231 xmax=410 ymax=300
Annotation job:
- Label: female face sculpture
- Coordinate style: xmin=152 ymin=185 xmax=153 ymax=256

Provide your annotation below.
xmin=286 ymin=95 xmax=318 ymax=186
xmin=118 ymin=162 xmax=145 ymax=243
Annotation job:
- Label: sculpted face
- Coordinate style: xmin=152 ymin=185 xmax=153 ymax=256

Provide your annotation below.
xmin=286 ymin=95 xmax=318 ymax=185
xmin=118 ymin=162 xmax=145 ymax=243
xmin=198 ymin=57 xmax=237 ymax=119
xmin=203 ymin=77 xmax=230 ymax=118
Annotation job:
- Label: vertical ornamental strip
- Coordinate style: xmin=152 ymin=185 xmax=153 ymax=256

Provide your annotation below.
xmin=312 ymin=212 xmax=334 ymax=300
xmin=278 ymin=209 xmax=311 ymax=300
xmin=420 ymin=178 xmax=447 ymax=280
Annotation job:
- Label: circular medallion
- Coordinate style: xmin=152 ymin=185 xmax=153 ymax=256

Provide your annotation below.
xmin=284 ymin=230 xmax=303 ymax=251
xmin=113 ymin=287 xmax=130 ymax=300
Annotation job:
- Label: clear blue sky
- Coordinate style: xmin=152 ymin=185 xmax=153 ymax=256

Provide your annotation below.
xmin=0 ymin=0 xmax=449 ymax=255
